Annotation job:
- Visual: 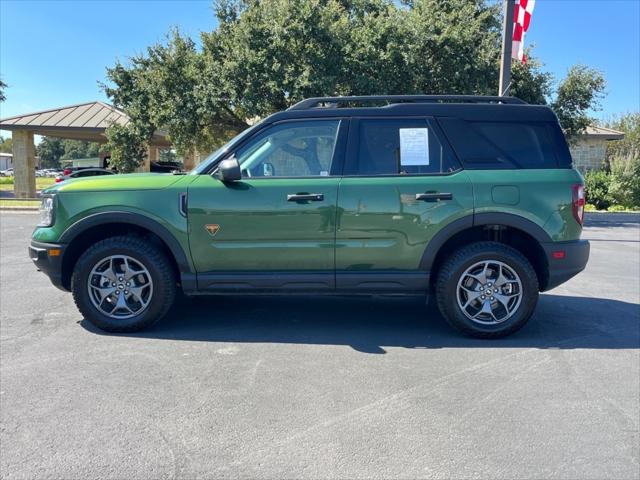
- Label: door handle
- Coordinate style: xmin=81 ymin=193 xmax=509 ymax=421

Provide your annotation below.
xmin=287 ymin=193 xmax=324 ymax=202
xmin=415 ymin=192 xmax=453 ymax=201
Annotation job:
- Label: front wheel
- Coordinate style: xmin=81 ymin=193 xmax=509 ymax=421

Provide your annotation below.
xmin=435 ymin=242 xmax=539 ymax=338
xmin=71 ymin=235 xmax=176 ymax=332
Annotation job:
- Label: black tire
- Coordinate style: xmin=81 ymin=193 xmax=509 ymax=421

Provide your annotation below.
xmin=435 ymin=241 xmax=539 ymax=338
xmin=71 ymin=235 xmax=176 ymax=333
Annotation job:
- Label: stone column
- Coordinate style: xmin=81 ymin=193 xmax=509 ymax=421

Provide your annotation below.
xmin=136 ymin=145 xmax=157 ymax=173
xmin=12 ymin=130 xmax=36 ymax=198
xmin=183 ymin=150 xmax=196 ymax=171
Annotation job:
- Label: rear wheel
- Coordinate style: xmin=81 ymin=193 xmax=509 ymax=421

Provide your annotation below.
xmin=71 ymin=235 xmax=176 ymax=332
xmin=436 ymin=242 xmax=539 ymax=338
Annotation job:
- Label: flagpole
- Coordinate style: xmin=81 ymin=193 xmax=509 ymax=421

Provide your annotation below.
xmin=499 ymin=0 xmax=516 ymax=96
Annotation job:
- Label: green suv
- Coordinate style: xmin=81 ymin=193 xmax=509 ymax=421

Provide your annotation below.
xmin=30 ymin=95 xmax=589 ymax=338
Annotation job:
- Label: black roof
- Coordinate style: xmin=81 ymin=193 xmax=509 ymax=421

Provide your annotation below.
xmin=268 ymin=95 xmax=558 ymax=123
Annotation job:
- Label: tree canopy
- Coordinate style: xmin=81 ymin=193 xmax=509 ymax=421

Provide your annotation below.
xmin=0 ymin=136 xmax=12 ymax=154
xmin=103 ymin=0 xmax=607 ymax=171
xmin=36 ymin=137 xmax=65 ymax=169
xmin=36 ymin=137 xmax=103 ymax=168
xmin=602 ymin=112 xmax=640 ymax=163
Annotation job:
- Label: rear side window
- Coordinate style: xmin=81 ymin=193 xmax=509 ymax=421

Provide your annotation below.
xmin=438 ymin=118 xmax=559 ymax=169
xmin=345 ymin=118 xmax=459 ymax=175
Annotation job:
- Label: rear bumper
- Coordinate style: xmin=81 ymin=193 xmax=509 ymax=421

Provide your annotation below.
xmin=29 ymin=240 xmax=68 ymax=291
xmin=541 ymin=239 xmax=590 ymax=291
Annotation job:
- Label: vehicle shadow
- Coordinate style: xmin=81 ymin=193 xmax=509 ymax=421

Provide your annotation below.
xmin=81 ymin=293 xmax=640 ymax=353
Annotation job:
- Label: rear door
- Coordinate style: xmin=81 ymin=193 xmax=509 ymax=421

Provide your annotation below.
xmin=335 ymin=117 xmax=473 ymax=292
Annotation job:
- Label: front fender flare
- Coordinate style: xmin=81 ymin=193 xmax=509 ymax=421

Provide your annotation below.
xmin=59 ymin=210 xmax=192 ymax=274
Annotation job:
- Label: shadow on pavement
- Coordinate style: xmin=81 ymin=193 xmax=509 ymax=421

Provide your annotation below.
xmin=81 ymin=293 xmax=640 ymax=353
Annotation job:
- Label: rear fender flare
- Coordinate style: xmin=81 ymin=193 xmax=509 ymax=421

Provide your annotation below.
xmin=420 ymin=212 xmax=552 ymax=271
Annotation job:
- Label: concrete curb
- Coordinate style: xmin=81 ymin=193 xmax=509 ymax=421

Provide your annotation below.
xmin=0 ymin=207 xmax=39 ymax=212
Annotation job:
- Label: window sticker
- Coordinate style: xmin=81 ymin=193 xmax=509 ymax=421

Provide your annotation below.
xmin=399 ymin=128 xmax=429 ymax=166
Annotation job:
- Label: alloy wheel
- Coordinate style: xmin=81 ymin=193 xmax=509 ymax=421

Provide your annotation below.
xmin=87 ymin=255 xmax=154 ymax=319
xmin=456 ymin=260 xmax=523 ymax=325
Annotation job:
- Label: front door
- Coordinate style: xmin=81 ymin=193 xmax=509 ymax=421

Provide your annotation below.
xmin=187 ymin=118 xmax=347 ymax=291
xmin=335 ymin=117 xmax=474 ymax=292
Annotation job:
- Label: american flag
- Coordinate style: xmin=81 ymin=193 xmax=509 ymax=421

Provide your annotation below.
xmin=512 ymin=0 xmax=535 ymax=64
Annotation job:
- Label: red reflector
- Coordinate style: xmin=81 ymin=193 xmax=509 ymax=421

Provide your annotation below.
xmin=552 ymin=251 xmax=566 ymax=259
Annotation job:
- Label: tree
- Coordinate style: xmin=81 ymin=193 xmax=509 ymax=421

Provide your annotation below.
xmin=60 ymin=139 xmax=101 ymax=160
xmin=159 ymin=148 xmax=177 ymax=162
xmin=552 ymin=65 xmax=606 ymax=141
xmin=602 ymin=112 xmax=640 ymax=162
xmin=602 ymin=112 xmax=640 ymax=208
xmin=0 ymin=136 xmax=12 ymax=154
xmin=104 ymin=123 xmax=147 ymax=173
xmin=510 ymin=56 xmax=553 ymax=105
xmin=36 ymin=137 xmax=65 ymax=169
xmin=0 ymin=79 xmax=6 ymax=102
xmin=102 ymin=0 xmax=607 ymax=157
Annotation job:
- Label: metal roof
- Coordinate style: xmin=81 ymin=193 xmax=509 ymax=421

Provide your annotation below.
xmin=0 ymin=101 xmax=129 ymax=129
xmin=583 ymin=125 xmax=625 ymax=140
xmin=0 ymin=101 xmax=170 ymax=146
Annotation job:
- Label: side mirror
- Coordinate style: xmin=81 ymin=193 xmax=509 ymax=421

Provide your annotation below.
xmin=214 ymin=157 xmax=241 ymax=182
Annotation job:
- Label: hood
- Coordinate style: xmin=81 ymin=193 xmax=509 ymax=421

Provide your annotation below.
xmin=43 ymin=173 xmax=188 ymax=194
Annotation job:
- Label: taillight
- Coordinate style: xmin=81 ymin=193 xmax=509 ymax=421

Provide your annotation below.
xmin=55 ymin=177 xmax=63 ymax=183
xmin=572 ymin=184 xmax=585 ymax=225
xmin=63 ymin=168 xmax=71 ymax=175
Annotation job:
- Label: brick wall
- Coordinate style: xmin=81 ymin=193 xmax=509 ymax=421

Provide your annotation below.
xmin=570 ymin=137 xmax=608 ymax=172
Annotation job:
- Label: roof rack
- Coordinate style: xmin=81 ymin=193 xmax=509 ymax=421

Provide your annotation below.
xmin=287 ymin=95 xmax=527 ymax=110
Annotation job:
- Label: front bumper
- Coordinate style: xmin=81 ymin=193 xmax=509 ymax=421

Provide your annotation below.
xmin=29 ymin=240 xmax=68 ymax=291
xmin=541 ymin=239 xmax=590 ymax=291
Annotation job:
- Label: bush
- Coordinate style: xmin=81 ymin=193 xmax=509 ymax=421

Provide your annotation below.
xmin=608 ymin=156 xmax=640 ymax=209
xmin=0 ymin=177 xmax=14 ymax=185
xmin=607 ymin=204 xmax=628 ymax=212
xmin=584 ymin=169 xmax=613 ymax=210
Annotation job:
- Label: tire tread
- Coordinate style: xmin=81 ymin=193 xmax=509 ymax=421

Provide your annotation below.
xmin=436 ymin=241 xmax=539 ymax=338
xmin=71 ymin=235 xmax=176 ymax=333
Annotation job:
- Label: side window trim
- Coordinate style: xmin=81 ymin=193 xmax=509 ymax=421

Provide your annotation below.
xmin=222 ymin=117 xmax=349 ymax=179
xmin=343 ymin=116 xmax=463 ymax=177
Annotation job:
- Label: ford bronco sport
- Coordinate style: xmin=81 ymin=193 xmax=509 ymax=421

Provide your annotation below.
xmin=30 ymin=95 xmax=589 ymax=338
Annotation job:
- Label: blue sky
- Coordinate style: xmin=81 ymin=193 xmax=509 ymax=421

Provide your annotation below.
xmin=0 ymin=0 xmax=638 ymax=131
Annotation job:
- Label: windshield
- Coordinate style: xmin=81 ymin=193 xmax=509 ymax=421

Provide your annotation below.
xmin=190 ymin=121 xmax=265 ymax=174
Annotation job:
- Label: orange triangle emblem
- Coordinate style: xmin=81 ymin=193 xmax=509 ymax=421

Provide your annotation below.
xmin=205 ymin=224 xmax=220 ymax=237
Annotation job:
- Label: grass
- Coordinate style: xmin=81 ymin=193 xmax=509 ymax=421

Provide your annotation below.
xmin=0 ymin=199 xmax=40 ymax=208
xmin=585 ymin=203 xmax=640 ymax=213
xmin=0 ymin=177 xmax=56 ymax=191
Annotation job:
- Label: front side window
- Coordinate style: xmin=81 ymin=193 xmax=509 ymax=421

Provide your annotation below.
xmin=235 ymin=120 xmax=340 ymax=178
xmin=347 ymin=118 xmax=458 ymax=175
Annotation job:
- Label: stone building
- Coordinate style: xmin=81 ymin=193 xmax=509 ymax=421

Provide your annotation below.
xmin=569 ymin=125 xmax=625 ymax=172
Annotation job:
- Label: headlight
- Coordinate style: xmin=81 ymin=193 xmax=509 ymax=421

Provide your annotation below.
xmin=38 ymin=196 xmax=55 ymax=227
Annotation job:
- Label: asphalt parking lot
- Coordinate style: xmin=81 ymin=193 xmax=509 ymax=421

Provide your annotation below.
xmin=1 ymin=211 xmax=638 ymax=479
